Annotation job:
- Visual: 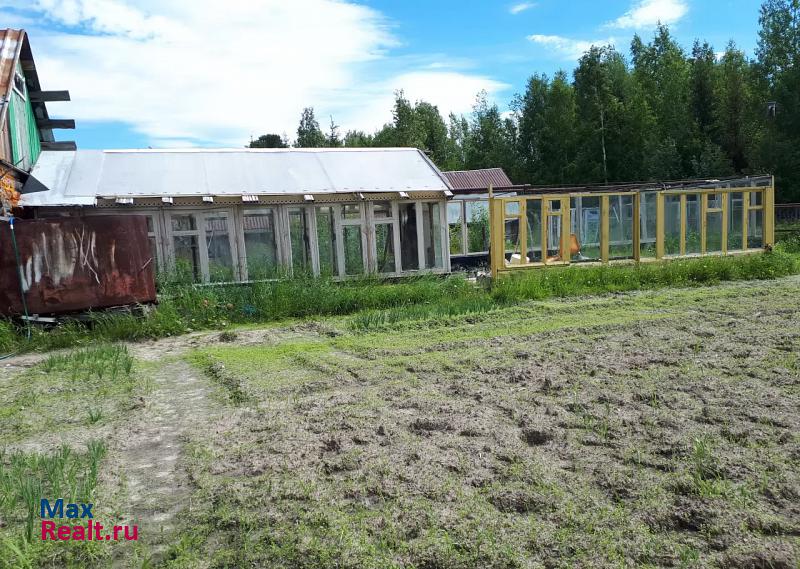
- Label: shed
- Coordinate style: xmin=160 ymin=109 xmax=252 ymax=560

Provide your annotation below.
xmin=24 ymin=147 xmax=454 ymax=281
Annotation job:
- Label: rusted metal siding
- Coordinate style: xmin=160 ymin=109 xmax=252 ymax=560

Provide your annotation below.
xmin=0 ymin=215 xmax=156 ymax=316
xmin=443 ymin=168 xmax=513 ymax=190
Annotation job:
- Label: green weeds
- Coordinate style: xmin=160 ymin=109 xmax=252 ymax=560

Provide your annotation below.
xmin=0 ymin=345 xmax=139 ymax=443
xmin=0 ymin=442 xmax=107 ymax=567
xmin=1 ymin=250 xmax=797 ymax=348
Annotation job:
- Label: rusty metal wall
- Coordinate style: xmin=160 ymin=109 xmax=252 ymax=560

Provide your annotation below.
xmin=0 ymin=215 xmax=156 ymax=316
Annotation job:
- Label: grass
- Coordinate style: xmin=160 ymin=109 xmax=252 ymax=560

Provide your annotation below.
xmin=166 ymin=275 xmax=800 ymax=568
xmin=1 ymin=249 xmax=798 ymax=351
xmin=0 ymin=441 xmax=107 ymax=568
xmin=0 ymin=345 xmax=141 ymax=443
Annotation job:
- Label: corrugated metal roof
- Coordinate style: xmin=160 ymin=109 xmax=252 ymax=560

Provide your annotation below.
xmin=22 ymin=147 xmax=452 ymax=207
xmin=443 ymin=168 xmax=513 ymax=190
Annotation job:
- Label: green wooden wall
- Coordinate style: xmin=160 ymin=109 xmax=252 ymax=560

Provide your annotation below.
xmin=7 ymin=61 xmax=41 ymax=170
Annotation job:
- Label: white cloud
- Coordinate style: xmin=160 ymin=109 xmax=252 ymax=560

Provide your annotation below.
xmin=509 ymin=2 xmax=535 ymax=15
xmin=605 ymin=0 xmax=688 ymax=30
xmin=4 ymin=0 xmax=508 ymax=146
xmin=345 ymin=71 xmax=508 ymax=130
xmin=527 ymin=34 xmax=616 ymax=60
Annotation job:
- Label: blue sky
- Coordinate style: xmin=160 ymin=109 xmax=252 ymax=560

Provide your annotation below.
xmin=1 ymin=0 xmax=763 ymax=149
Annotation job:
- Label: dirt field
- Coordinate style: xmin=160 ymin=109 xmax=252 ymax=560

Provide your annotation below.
xmin=2 ymin=276 xmax=799 ymax=568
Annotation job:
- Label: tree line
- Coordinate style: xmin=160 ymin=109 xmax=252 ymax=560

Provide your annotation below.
xmin=250 ymin=0 xmax=800 ymax=202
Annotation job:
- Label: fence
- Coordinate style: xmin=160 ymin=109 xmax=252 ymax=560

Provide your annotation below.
xmin=488 ymin=177 xmax=775 ymax=278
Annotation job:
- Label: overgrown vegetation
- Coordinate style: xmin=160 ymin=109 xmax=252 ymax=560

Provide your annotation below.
xmin=0 ymin=250 xmax=797 ymax=351
xmin=0 ymin=442 xmax=107 ymax=568
xmin=164 ymin=277 xmax=800 ymax=568
xmin=0 ymin=345 xmax=142 ymax=442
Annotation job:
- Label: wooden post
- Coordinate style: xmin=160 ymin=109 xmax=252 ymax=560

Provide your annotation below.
xmin=742 ymin=191 xmax=750 ymax=249
xmin=561 ymin=198 xmax=571 ymax=263
xmin=679 ymin=194 xmax=687 ymax=256
xmin=721 ymin=191 xmax=728 ymax=255
xmin=517 ymin=199 xmax=527 ymax=264
xmin=600 ymin=195 xmax=609 ymax=263
xmin=700 ymin=193 xmax=707 ymax=255
xmin=633 ymin=193 xmax=641 ymax=261
xmin=655 ymin=192 xmax=665 ymax=259
xmin=765 ymin=178 xmax=775 ymax=247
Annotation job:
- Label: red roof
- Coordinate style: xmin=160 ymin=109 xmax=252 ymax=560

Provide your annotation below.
xmin=443 ymin=168 xmax=513 ymax=190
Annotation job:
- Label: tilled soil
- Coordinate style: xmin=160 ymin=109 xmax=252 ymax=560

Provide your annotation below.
xmin=170 ymin=277 xmax=800 ymax=568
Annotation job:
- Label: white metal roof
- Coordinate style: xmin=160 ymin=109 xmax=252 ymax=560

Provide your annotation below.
xmin=22 ymin=147 xmax=452 ymax=207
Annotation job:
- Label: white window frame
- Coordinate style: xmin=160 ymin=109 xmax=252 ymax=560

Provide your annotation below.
xmin=368 ymin=200 xmax=401 ymax=275
xmin=165 ymin=208 xmax=238 ymax=283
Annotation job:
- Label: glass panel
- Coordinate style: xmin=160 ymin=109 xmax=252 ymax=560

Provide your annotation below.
xmin=315 ymin=206 xmax=337 ymax=277
xmin=707 ymin=192 xmax=724 ymax=209
xmin=466 ymin=201 xmax=490 ymax=253
xmin=750 ymin=191 xmax=763 ymax=207
xmin=447 ymin=202 xmax=463 ymax=256
xmin=422 ymin=202 xmax=443 ymax=269
xmin=145 ymin=216 xmax=155 ymax=233
xmin=570 ymin=196 xmax=600 ymax=262
xmin=504 ymin=200 xmax=521 ymax=261
xmin=727 ymin=193 xmax=744 ymax=251
xmin=546 ymin=212 xmax=563 ymax=260
xmin=288 ymin=207 xmax=311 ymax=274
xmin=526 ymin=199 xmax=543 ymax=262
xmin=343 ymin=204 xmax=361 ymax=221
xmin=373 ymin=201 xmax=392 ymax=219
xmin=706 ymin=211 xmax=723 ymax=253
xmin=685 ymin=194 xmax=701 ymax=254
xmin=549 ymin=199 xmax=561 ymax=212
xmin=748 ymin=209 xmax=763 ymax=248
xmin=399 ymin=203 xmax=419 ymax=271
xmin=664 ymin=195 xmax=681 ymax=256
xmin=148 ymin=236 xmax=159 ymax=270
xmin=639 ymin=192 xmax=658 ymax=258
xmin=375 ymin=224 xmax=396 ymax=273
xmin=244 ymin=209 xmax=279 ymax=279
xmin=205 ymin=213 xmax=234 ymax=282
xmin=608 ymin=195 xmax=634 ymax=259
xmin=173 ymin=235 xmax=200 ymax=282
xmin=171 ymin=214 xmax=196 ymax=232
xmin=343 ymin=225 xmax=364 ymax=275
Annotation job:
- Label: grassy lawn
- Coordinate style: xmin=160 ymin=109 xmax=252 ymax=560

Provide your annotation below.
xmin=168 ymin=278 xmax=800 ymax=568
xmin=1 ymin=266 xmax=798 ymax=567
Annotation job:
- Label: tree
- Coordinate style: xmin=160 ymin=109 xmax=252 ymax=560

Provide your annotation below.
xmin=343 ymin=130 xmax=374 ymax=147
xmin=573 ymin=46 xmax=631 ymax=183
xmin=631 ymin=26 xmax=693 ymax=175
xmin=715 ymin=42 xmax=754 ymax=173
xmin=689 ymin=40 xmax=718 ymax=137
xmin=465 ymin=91 xmax=515 ymax=173
xmin=295 ymin=107 xmax=326 ymax=148
xmin=755 ymin=0 xmax=800 ymax=201
xmin=756 ymin=0 xmax=800 ymax=87
xmin=326 ymin=116 xmax=342 ymax=147
xmin=514 ymin=74 xmax=549 ymax=182
xmin=249 ymin=133 xmax=288 ymax=148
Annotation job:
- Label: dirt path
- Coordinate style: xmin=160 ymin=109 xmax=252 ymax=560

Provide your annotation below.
xmin=105 ymin=357 xmax=219 ymax=557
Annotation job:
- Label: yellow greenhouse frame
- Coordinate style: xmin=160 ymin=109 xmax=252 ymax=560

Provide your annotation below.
xmin=488 ymin=177 xmax=775 ymax=279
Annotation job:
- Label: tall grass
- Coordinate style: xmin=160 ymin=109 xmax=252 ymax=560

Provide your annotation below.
xmin=0 ymin=251 xmax=797 ymax=349
xmin=491 ymin=251 xmax=797 ymax=303
xmin=0 ymin=441 xmax=107 ymax=566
